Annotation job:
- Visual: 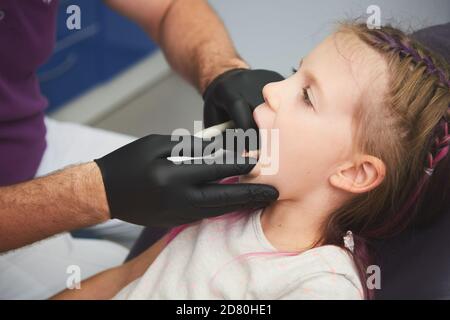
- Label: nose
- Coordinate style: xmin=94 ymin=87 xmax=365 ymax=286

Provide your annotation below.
xmin=262 ymin=82 xmax=281 ymax=112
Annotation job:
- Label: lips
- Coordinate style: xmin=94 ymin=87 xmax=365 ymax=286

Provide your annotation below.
xmin=242 ymin=149 xmax=260 ymax=160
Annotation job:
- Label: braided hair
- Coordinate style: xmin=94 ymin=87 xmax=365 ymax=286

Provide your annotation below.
xmin=320 ymin=23 xmax=450 ymax=299
xmin=368 ymin=28 xmax=450 ymax=231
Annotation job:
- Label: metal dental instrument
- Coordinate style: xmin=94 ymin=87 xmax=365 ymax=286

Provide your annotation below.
xmin=168 ymin=120 xmax=234 ymax=162
xmin=193 ymin=120 xmax=234 ymax=139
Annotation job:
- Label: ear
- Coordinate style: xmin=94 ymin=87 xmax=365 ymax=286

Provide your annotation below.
xmin=329 ymin=155 xmax=386 ymax=194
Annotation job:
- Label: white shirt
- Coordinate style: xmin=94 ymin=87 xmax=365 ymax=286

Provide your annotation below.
xmin=114 ymin=210 xmax=364 ymax=300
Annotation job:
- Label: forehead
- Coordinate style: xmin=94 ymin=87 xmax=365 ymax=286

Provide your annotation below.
xmin=304 ymin=32 xmax=388 ymax=115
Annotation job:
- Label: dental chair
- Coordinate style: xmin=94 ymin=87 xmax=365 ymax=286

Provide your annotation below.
xmin=126 ymin=22 xmax=450 ymax=300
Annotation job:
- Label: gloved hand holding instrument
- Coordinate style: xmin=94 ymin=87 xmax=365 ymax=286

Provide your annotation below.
xmin=95 ymin=68 xmax=283 ymax=227
xmin=203 ymin=68 xmax=285 ymax=150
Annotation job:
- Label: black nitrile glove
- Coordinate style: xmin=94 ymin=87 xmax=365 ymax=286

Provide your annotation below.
xmin=94 ymin=134 xmax=279 ymax=227
xmin=203 ymin=68 xmax=285 ymax=148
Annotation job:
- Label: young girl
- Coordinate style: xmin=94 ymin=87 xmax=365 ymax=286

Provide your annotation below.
xmin=53 ymin=22 xmax=450 ymax=300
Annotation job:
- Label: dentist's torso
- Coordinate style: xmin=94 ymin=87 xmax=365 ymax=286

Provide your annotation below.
xmin=0 ymin=0 xmax=59 ymax=186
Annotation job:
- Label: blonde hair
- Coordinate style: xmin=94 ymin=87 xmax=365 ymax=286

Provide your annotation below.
xmin=321 ymin=22 xmax=450 ymax=299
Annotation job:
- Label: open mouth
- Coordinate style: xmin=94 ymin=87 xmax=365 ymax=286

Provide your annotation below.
xmin=242 ymin=149 xmax=260 ymax=160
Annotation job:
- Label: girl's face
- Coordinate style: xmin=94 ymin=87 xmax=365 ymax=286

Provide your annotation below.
xmin=241 ymin=33 xmax=387 ymax=201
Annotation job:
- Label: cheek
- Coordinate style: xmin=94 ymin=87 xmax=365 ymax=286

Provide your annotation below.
xmin=241 ymin=107 xmax=313 ymax=197
xmin=271 ymin=113 xmax=353 ymax=198
xmin=239 ymin=105 xmax=276 ymax=183
xmin=241 ymin=106 xmax=354 ymax=200
xmin=242 ymin=112 xmax=304 ymax=197
xmin=272 ymin=116 xmax=313 ymax=196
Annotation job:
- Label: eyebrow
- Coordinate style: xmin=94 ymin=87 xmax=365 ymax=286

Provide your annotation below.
xmin=298 ymin=58 xmax=324 ymax=109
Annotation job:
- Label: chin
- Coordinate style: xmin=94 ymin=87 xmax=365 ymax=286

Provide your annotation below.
xmin=239 ymin=157 xmax=262 ymax=181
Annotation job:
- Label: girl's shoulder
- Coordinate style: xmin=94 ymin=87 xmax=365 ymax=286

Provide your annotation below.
xmin=292 ymin=245 xmax=364 ymax=296
xmin=299 ymin=244 xmax=359 ymax=276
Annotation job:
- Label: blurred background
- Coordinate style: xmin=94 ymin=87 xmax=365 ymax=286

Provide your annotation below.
xmin=42 ymin=0 xmax=450 ymax=138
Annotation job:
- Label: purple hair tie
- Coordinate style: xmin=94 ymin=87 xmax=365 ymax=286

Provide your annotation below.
xmin=375 ymin=31 xmax=450 ymax=222
xmin=376 ymin=32 xmax=449 ymax=87
xmin=425 ymin=121 xmax=449 ymax=176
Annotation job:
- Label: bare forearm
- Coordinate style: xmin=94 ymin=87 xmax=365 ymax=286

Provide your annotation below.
xmin=52 ymin=234 xmax=169 ymax=300
xmin=0 ymin=162 xmax=109 ymax=252
xmin=51 ymin=265 xmax=130 ymax=300
xmin=157 ymin=0 xmax=248 ymax=92
xmin=105 ymin=0 xmax=248 ymax=93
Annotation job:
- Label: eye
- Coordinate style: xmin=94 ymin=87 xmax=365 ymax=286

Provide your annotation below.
xmin=292 ymin=67 xmax=298 ymax=74
xmin=302 ymin=87 xmax=314 ymax=108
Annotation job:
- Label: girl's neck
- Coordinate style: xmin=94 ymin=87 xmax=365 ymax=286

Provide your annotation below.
xmin=260 ymin=190 xmax=337 ymax=252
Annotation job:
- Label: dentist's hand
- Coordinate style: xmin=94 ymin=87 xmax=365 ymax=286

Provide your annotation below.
xmin=203 ymin=68 xmax=284 ymax=142
xmin=94 ymin=134 xmax=279 ymax=227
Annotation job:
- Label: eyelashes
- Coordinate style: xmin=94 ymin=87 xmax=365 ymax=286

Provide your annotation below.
xmin=292 ymin=65 xmax=315 ymax=110
xmin=292 ymin=67 xmax=313 ymax=108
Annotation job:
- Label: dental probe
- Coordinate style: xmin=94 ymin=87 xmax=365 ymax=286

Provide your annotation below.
xmin=193 ymin=120 xmax=234 ymax=138
xmin=167 ymin=120 xmax=234 ymax=162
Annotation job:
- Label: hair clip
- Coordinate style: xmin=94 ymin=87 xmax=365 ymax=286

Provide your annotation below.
xmin=343 ymin=231 xmax=355 ymax=253
xmin=424 ymin=167 xmax=434 ymax=176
